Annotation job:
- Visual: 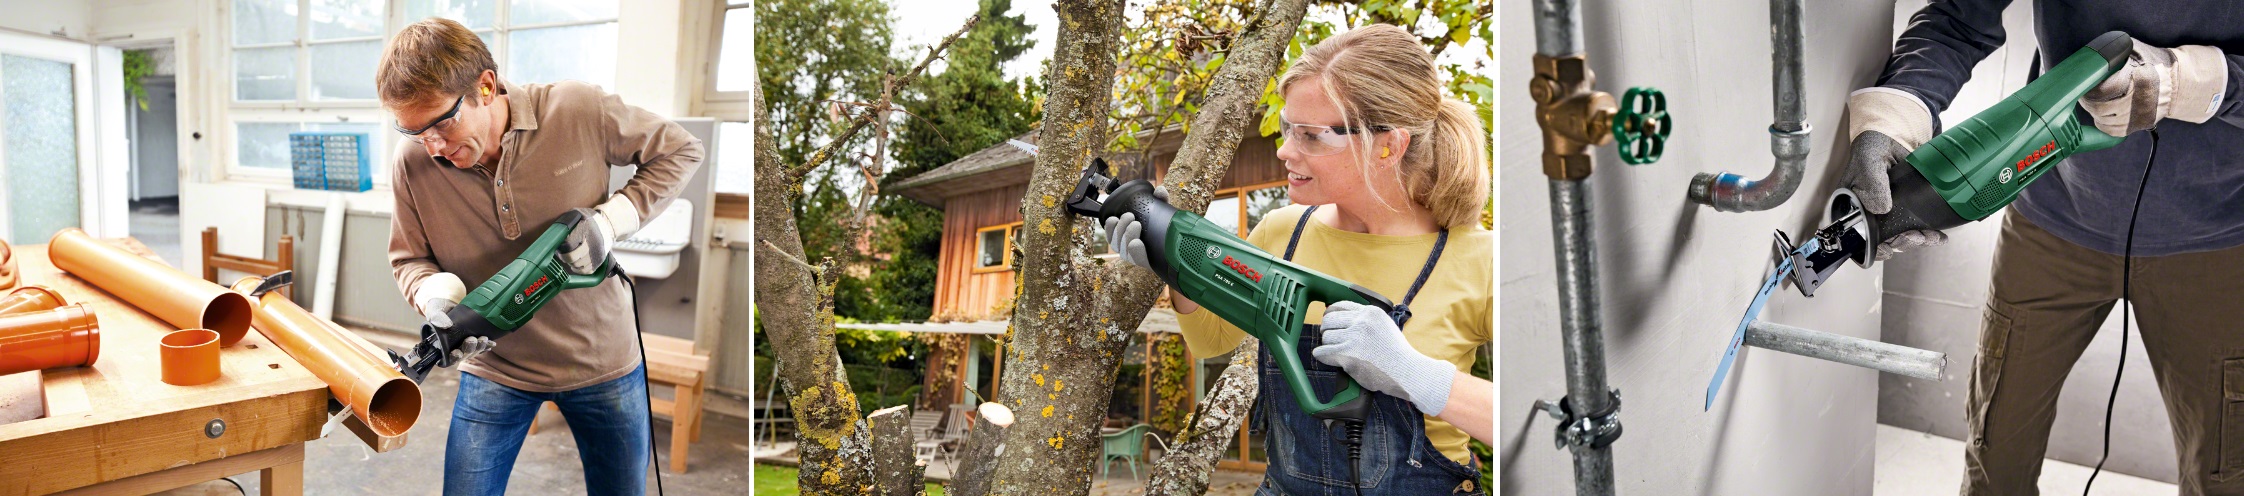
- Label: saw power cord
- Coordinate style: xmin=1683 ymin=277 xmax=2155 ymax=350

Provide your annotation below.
xmin=2084 ymin=128 xmax=2156 ymax=495
xmin=618 ymin=268 xmax=666 ymax=496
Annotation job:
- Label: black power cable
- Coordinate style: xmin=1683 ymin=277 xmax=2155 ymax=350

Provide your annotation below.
xmin=618 ymin=268 xmax=665 ymax=496
xmin=2085 ymin=128 xmax=2157 ymax=495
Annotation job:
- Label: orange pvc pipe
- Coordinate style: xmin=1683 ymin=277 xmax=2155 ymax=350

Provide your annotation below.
xmin=0 ymin=286 xmax=66 ymax=316
xmin=1 ymin=239 xmax=16 ymax=290
xmin=231 ymin=277 xmax=422 ymax=437
xmin=160 ymin=328 xmax=220 ymax=386
xmin=0 ymin=303 xmax=100 ymax=376
xmin=48 ymin=228 xmax=253 ymax=346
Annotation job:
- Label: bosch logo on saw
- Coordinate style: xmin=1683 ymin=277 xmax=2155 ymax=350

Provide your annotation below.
xmin=2014 ymin=140 xmax=2056 ymax=172
xmin=515 ymin=275 xmax=551 ymax=304
xmin=1221 ymin=256 xmax=1262 ymax=283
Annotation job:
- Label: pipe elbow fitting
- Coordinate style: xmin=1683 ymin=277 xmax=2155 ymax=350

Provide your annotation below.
xmin=1690 ymin=125 xmax=1811 ymax=212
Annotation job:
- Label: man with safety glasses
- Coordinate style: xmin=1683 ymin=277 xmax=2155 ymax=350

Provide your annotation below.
xmin=375 ymin=17 xmax=701 ymax=495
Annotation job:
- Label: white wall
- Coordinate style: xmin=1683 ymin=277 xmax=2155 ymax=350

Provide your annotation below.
xmin=0 ymin=0 xmax=91 ymax=40
xmin=1872 ymin=0 xmax=2181 ymax=484
xmin=1499 ymin=1 xmax=1900 ymax=494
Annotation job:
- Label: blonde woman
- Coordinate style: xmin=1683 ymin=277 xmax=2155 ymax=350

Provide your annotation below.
xmin=1107 ymin=24 xmax=1492 ymax=495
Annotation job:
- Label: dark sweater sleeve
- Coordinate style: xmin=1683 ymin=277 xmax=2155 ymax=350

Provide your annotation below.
xmin=2216 ymin=54 xmax=2244 ymax=128
xmin=1875 ymin=0 xmax=2018 ymax=129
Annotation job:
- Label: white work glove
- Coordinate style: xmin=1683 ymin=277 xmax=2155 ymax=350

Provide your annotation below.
xmin=413 ymin=273 xmax=494 ymax=367
xmin=414 ymin=272 xmax=467 ymax=328
xmin=2081 ymin=41 xmax=2228 ymax=136
xmin=1843 ymin=88 xmax=1948 ymax=261
xmin=562 ymin=195 xmax=643 ymax=275
xmin=1311 ymin=301 xmax=1454 ymax=416
xmin=1102 ymin=186 xmax=1168 ymax=271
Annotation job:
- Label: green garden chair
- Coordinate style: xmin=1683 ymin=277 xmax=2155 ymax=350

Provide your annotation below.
xmin=1099 ymin=423 xmax=1157 ymax=482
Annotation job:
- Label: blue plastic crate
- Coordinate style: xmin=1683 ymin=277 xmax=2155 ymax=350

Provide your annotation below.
xmin=287 ymin=132 xmax=373 ymax=192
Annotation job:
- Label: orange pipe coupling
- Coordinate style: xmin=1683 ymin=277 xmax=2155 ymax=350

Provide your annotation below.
xmin=48 ymin=228 xmax=254 ymax=346
xmin=0 ymin=286 xmax=67 ymax=316
xmin=160 ymin=328 xmax=221 ymax=386
xmin=0 ymin=303 xmax=100 ymax=376
xmin=231 ymin=277 xmax=422 ymax=437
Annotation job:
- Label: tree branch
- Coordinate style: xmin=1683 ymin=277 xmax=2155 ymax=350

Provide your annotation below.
xmin=785 ymin=15 xmax=984 ymax=186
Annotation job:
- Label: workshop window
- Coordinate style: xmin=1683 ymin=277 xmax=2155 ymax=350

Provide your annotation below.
xmin=226 ymin=0 xmax=619 ymax=179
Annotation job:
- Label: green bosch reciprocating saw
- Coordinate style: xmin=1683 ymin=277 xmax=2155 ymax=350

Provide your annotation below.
xmin=1782 ymin=31 xmax=2134 ymax=297
xmin=1061 ymin=157 xmax=1391 ymax=421
xmin=390 ymin=209 xmax=616 ymax=383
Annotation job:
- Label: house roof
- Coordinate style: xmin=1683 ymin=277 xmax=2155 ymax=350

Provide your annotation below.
xmin=885 ymin=128 xmax=1042 ymax=206
xmin=885 ymin=123 xmax=1202 ymax=207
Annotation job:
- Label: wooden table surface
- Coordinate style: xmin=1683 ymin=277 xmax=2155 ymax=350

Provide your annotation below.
xmin=0 ymin=240 xmax=327 ymax=495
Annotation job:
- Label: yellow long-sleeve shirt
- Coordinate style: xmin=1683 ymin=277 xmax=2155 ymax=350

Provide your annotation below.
xmin=1176 ymin=204 xmax=1492 ymax=465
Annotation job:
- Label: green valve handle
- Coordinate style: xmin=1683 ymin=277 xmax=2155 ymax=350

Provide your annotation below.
xmin=1613 ymin=87 xmax=1670 ymax=165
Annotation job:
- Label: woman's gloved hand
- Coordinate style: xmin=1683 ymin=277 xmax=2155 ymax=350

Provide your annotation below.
xmin=1312 ymin=301 xmax=1454 ymax=416
xmin=1102 ymin=186 xmax=1168 ymax=272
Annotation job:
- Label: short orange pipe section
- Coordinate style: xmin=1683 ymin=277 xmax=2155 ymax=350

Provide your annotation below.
xmin=160 ymin=329 xmax=220 ymax=386
xmin=49 ymin=228 xmax=253 ymax=346
xmin=0 ymin=303 xmax=100 ymax=376
xmin=231 ymin=277 xmax=422 ymax=437
xmin=0 ymin=286 xmax=67 ymax=316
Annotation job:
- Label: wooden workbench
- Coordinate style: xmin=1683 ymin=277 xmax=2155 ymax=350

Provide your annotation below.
xmin=0 ymin=240 xmax=328 ymax=495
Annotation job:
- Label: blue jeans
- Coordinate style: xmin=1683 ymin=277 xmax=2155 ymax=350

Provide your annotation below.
xmin=446 ymin=364 xmax=651 ymax=496
xmin=1257 ymin=325 xmax=1484 ymax=495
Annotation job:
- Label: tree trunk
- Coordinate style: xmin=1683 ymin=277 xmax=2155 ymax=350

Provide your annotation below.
xmin=1144 ymin=339 xmax=1258 ymax=494
xmin=868 ymin=405 xmax=927 ymax=496
xmin=946 ymin=0 xmax=1310 ymax=493
xmin=754 ymin=83 xmax=879 ymax=493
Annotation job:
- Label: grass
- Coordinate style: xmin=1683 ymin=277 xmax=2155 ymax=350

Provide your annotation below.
xmin=754 ymin=463 xmax=947 ymax=495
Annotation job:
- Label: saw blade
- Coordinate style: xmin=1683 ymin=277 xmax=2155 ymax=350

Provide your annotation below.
xmin=1705 ymin=234 xmax=1819 ymax=411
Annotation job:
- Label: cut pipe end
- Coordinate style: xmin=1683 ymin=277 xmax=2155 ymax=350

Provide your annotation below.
xmin=205 ymin=292 xmax=254 ymax=347
xmin=364 ymin=378 xmax=423 ymax=437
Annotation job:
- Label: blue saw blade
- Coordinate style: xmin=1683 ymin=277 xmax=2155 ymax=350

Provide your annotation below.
xmin=1705 ymin=235 xmax=1819 ymax=411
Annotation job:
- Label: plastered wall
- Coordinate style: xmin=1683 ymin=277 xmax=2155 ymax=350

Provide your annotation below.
xmin=1499 ymin=1 xmax=1900 ymax=493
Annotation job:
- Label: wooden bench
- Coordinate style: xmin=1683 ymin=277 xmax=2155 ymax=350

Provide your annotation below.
xmin=527 ymin=333 xmax=709 ymax=473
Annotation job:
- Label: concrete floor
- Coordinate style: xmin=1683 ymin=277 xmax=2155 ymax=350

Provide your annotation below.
xmin=1876 ymin=424 xmax=2173 ymax=495
xmin=154 ymin=338 xmax=753 ymax=495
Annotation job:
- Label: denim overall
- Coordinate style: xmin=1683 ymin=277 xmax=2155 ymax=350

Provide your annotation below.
xmin=1255 ymin=205 xmax=1485 ymax=495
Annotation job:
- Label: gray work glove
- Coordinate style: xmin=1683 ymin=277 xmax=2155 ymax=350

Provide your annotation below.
xmin=1312 ymin=301 xmax=1454 ymax=416
xmin=1843 ymin=88 xmax=1947 ymax=261
xmin=1102 ymin=186 xmax=1169 ymax=271
xmin=2081 ymin=41 xmax=2228 ymax=136
xmin=441 ymin=336 xmax=496 ymax=368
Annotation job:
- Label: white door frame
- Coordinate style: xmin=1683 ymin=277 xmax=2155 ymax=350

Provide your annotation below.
xmin=0 ymin=29 xmax=130 ymax=240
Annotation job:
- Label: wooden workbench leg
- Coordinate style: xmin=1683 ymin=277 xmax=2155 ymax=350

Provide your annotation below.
xmin=687 ymin=383 xmax=704 ymax=443
xmin=260 ymin=444 xmax=305 ymax=496
xmin=670 ymin=384 xmax=694 ymax=473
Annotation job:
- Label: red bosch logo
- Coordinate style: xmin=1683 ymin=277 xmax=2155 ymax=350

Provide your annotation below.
xmin=2015 ymin=140 xmax=2056 ymax=172
xmin=523 ymin=275 xmax=550 ymax=297
xmin=1221 ymin=256 xmax=1262 ymax=283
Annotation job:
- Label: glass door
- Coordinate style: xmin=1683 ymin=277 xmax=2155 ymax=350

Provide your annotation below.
xmin=0 ymin=53 xmax=81 ymax=243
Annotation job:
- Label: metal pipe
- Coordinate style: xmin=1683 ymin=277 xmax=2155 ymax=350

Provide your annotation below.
xmin=0 ymin=303 xmax=99 ymax=376
xmin=230 ymin=277 xmax=423 ymax=438
xmin=1688 ymin=0 xmax=1811 ymax=212
xmin=1534 ymin=2 xmax=1621 ymax=493
xmin=1744 ymin=321 xmax=1947 ymax=380
xmin=48 ymin=228 xmax=255 ymax=346
xmin=0 ymin=286 xmax=67 ymax=316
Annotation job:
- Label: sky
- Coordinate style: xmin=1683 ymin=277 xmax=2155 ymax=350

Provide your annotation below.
xmin=888 ymin=0 xmax=1061 ymax=82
